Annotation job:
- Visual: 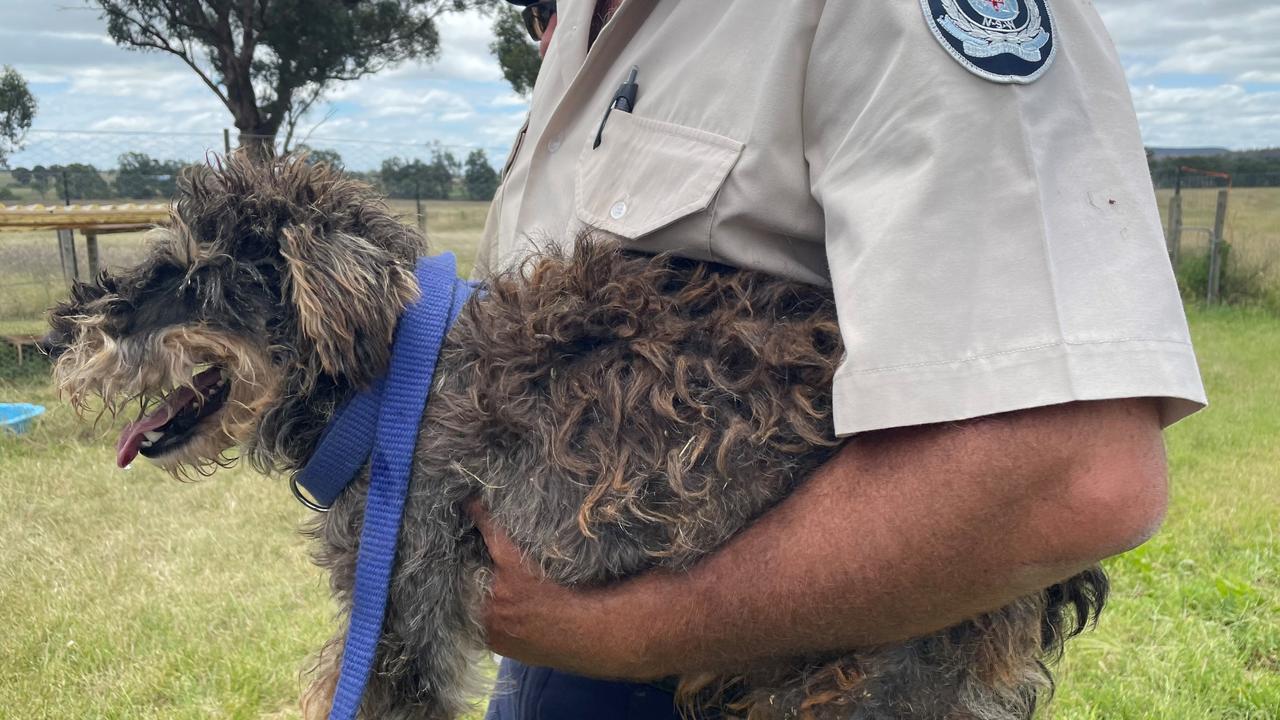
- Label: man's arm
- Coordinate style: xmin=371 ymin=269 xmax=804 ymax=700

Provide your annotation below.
xmin=471 ymin=397 xmax=1168 ymax=679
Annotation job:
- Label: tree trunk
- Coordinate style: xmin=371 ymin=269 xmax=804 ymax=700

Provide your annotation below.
xmin=237 ymin=128 xmax=277 ymax=161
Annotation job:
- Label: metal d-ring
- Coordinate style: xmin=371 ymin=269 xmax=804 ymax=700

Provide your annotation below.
xmin=290 ymin=475 xmax=331 ymax=512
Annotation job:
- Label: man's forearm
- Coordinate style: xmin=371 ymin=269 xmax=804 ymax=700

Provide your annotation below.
xmin=601 ymin=398 xmax=1167 ymax=677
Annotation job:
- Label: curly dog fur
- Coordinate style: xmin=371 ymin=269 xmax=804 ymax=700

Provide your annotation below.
xmin=47 ymin=155 xmax=1107 ymax=719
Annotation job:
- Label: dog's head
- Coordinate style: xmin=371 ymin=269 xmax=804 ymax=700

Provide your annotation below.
xmin=46 ymin=153 xmax=423 ymax=475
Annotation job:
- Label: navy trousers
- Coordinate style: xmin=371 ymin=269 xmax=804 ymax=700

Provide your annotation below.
xmin=484 ymin=658 xmax=692 ymax=720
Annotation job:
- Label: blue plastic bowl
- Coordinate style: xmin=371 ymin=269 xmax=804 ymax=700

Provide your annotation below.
xmin=0 ymin=403 xmax=46 ymax=435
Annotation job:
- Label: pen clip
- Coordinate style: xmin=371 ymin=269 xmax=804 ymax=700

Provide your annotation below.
xmin=593 ymin=66 xmax=639 ymax=150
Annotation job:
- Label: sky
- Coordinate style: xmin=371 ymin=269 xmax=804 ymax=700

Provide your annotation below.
xmin=1 ymin=0 xmax=1278 ymax=170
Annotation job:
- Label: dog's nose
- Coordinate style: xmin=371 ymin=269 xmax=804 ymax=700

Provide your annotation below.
xmin=37 ymin=332 xmax=66 ymax=360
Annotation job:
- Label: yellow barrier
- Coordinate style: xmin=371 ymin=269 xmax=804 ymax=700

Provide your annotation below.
xmin=1 ymin=204 xmax=172 ymax=287
xmin=0 ymin=203 xmax=169 ymax=233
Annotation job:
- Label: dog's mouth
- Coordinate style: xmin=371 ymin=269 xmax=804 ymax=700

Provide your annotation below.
xmin=115 ymin=367 xmax=230 ymax=468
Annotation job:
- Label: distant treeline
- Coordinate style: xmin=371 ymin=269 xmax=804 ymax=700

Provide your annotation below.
xmin=1149 ymin=147 xmax=1280 ymax=188
xmin=0 ymin=147 xmax=500 ymax=202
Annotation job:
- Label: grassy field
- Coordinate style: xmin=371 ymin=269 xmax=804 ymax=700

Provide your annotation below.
xmin=3 ymin=308 xmax=1276 ymax=718
xmin=1054 ymin=308 xmax=1280 ymax=718
xmin=0 ymin=199 xmax=487 ymax=339
xmin=1 ymin=193 xmax=1278 ymax=718
xmin=1156 ymin=187 xmax=1280 ymax=310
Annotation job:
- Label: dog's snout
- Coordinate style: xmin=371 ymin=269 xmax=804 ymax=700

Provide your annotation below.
xmin=38 ymin=331 xmax=68 ymax=360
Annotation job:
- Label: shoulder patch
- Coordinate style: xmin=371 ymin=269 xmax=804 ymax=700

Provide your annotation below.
xmin=920 ymin=0 xmax=1057 ymax=84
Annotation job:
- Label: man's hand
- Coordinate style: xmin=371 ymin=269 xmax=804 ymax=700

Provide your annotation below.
xmin=470 ymin=398 xmax=1168 ymax=680
xmin=469 ymin=500 xmax=674 ymax=679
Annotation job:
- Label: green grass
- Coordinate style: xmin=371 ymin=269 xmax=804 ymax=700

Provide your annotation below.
xmin=0 ymin=208 xmax=488 ymax=720
xmin=0 ymin=384 xmax=332 ymax=719
xmin=2 ymin=192 xmax=1277 ymax=717
xmin=2 ymin=309 xmax=1277 ymax=718
xmin=0 ymin=199 xmax=487 ymax=338
xmin=1156 ymin=187 xmax=1280 ymax=310
xmin=1053 ymin=308 xmax=1280 ymax=718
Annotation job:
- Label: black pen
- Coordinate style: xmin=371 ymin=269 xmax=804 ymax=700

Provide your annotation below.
xmin=594 ymin=65 xmax=640 ymax=149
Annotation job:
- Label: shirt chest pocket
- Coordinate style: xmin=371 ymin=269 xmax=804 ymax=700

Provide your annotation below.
xmin=574 ymin=111 xmax=743 ymax=253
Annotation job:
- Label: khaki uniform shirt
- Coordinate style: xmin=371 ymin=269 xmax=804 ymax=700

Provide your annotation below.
xmin=477 ymin=0 xmax=1207 ymax=436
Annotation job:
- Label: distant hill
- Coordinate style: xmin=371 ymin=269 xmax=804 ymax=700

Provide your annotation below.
xmin=1148 ymin=147 xmax=1231 ymax=159
xmin=1148 ymin=147 xmax=1280 ymax=187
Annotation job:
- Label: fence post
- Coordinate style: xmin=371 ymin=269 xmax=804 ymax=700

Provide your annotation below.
xmin=1166 ymin=193 xmax=1183 ymax=267
xmin=57 ymin=229 xmax=79 ymax=289
xmin=415 ymin=180 xmax=426 ymax=236
xmin=1206 ymin=188 xmax=1229 ymax=304
xmin=223 ymin=128 xmax=232 ymax=155
xmin=85 ymin=230 xmax=100 ymax=279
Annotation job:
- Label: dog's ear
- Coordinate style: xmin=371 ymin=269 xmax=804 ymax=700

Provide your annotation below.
xmin=280 ymin=224 xmax=418 ymax=384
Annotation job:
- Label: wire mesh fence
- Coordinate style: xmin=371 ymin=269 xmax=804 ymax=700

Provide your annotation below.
xmin=1151 ymin=167 xmax=1280 ymax=307
xmin=3 ymin=133 xmax=1279 ymax=381
xmin=0 ymin=128 xmax=500 ymax=380
xmin=0 ymin=128 xmax=505 ymax=205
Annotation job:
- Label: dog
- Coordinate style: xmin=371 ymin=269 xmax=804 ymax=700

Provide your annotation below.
xmin=46 ymin=154 xmax=1106 ymax=720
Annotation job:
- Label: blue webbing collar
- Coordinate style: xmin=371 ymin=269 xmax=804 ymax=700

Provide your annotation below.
xmin=291 ymin=253 xmax=474 ymax=720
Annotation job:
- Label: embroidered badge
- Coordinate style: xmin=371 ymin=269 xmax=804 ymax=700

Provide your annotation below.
xmin=921 ymin=0 xmax=1057 ymax=84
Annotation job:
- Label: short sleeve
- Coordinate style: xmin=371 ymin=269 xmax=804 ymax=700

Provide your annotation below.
xmin=804 ymin=0 xmax=1206 ymax=436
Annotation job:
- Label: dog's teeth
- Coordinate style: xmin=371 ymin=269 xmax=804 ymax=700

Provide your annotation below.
xmin=144 ymin=431 xmax=164 ymax=442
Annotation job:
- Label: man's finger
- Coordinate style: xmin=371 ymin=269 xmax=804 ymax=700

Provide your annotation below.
xmin=465 ymin=498 xmax=493 ymax=534
xmin=465 ymin=499 xmax=524 ymax=566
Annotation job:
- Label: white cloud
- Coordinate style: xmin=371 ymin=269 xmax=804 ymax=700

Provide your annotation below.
xmin=420 ymin=11 xmax=505 ymax=84
xmin=1240 ymin=70 xmax=1280 ymax=84
xmin=4 ymin=0 xmax=1276 ymax=162
xmin=346 ymin=87 xmax=476 ymax=120
xmin=67 ymin=66 xmax=206 ymax=103
xmin=1097 ymin=0 xmax=1280 ymax=83
xmin=1130 ymin=84 xmax=1280 ymax=149
xmin=1090 ymin=0 xmax=1280 ymax=148
xmin=490 ymin=93 xmax=529 ymax=108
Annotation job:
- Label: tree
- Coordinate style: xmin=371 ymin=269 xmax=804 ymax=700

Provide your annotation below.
xmin=114 ymin=151 xmax=186 ymax=198
xmin=295 ymin=144 xmax=344 ymax=170
xmin=489 ymin=5 xmax=541 ymax=95
xmin=90 ymin=0 xmax=487 ymax=157
xmin=379 ymin=149 xmax=459 ymax=199
xmin=379 ymin=157 xmax=431 ymax=199
xmin=428 ymin=149 xmax=460 ymax=199
xmin=44 ymin=164 xmax=114 ymax=201
xmin=19 ymin=165 xmax=53 ymax=201
xmin=0 ymin=66 xmax=37 ymax=168
xmin=464 ymin=148 xmax=498 ymax=201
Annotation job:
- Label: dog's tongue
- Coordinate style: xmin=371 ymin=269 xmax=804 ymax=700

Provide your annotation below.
xmin=115 ymin=386 xmax=196 ymax=468
xmin=115 ymin=368 xmax=225 ymax=468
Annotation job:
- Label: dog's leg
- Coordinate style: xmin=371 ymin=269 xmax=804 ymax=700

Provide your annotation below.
xmin=308 ymin=470 xmax=490 ymax=720
xmin=360 ymin=549 xmax=491 ymax=720
xmin=301 ymin=637 xmax=343 ymax=720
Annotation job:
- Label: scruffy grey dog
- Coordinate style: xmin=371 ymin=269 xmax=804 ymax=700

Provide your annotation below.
xmin=47 ymin=155 xmax=1106 ymax=720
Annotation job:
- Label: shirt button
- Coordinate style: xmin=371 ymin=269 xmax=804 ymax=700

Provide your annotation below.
xmin=547 ymin=135 xmax=562 ymax=153
xmin=609 ymin=201 xmax=627 ymax=219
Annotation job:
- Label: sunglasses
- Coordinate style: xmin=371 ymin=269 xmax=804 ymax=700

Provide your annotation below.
xmin=521 ymin=0 xmax=556 ymax=41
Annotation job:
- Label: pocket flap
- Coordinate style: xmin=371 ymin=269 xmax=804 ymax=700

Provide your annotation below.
xmin=575 ymin=112 xmax=744 ymax=239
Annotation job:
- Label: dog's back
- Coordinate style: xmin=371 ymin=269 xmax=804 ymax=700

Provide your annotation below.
xmin=449 ymin=241 xmax=844 ymax=582
xmin=310 ymin=239 xmax=1104 ymax=720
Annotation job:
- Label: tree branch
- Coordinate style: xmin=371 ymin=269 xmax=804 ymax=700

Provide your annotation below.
xmin=237 ymin=0 xmax=256 ymax=70
xmin=97 ymin=4 xmax=233 ymax=109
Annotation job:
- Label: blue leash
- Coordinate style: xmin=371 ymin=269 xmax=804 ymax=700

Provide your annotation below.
xmin=292 ymin=253 xmax=474 ymax=720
